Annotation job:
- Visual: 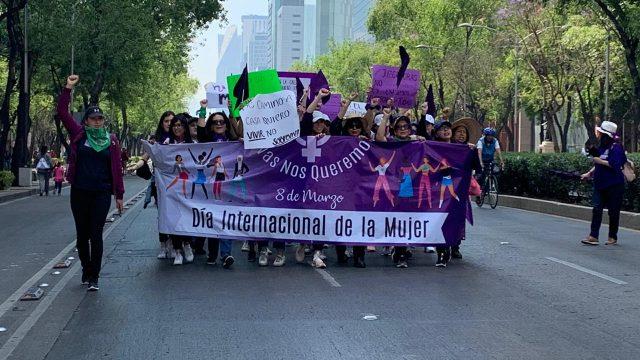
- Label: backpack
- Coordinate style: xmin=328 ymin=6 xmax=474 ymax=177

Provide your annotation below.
xmin=623 ymin=159 xmax=636 ymax=183
xmin=36 ymin=156 xmax=51 ymax=170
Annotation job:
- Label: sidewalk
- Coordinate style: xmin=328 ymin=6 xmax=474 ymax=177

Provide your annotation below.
xmin=0 ymin=180 xmax=69 ymax=204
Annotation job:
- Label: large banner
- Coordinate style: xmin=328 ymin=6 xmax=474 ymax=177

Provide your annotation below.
xmin=146 ymin=138 xmax=473 ymax=246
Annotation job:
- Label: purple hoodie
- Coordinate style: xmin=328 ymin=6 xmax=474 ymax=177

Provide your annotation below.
xmin=57 ymin=88 xmax=125 ymax=200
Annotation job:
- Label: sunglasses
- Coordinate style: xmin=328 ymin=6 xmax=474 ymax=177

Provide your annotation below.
xmin=395 ymin=124 xmax=410 ymax=130
xmin=211 ymin=120 xmax=225 ymax=126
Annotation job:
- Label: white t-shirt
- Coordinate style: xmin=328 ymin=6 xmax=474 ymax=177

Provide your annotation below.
xmin=375 ymin=163 xmax=390 ymax=175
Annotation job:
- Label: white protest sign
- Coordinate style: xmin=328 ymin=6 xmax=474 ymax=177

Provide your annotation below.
xmin=204 ymin=82 xmax=229 ymax=108
xmin=239 ymin=90 xmax=300 ymax=150
xmin=347 ymin=102 xmax=367 ymax=116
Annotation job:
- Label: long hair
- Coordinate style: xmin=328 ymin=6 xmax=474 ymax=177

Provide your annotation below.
xmin=391 ymin=116 xmax=411 ymax=137
xmin=204 ymin=112 xmax=233 ymax=140
xmin=342 ymin=117 xmax=365 ymax=137
xmin=155 ymin=111 xmax=175 ymax=142
xmin=168 ymin=113 xmax=193 ymax=144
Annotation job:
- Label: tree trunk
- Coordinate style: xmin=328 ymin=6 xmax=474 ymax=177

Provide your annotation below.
xmin=11 ymin=50 xmax=34 ymax=178
xmin=545 ymin=109 xmax=561 ymax=152
xmin=561 ymin=96 xmax=572 ymax=152
xmin=119 ymin=104 xmax=128 ymax=144
xmin=0 ymin=11 xmax=20 ymax=171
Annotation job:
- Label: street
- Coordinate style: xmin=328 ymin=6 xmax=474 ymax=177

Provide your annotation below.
xmin=0 ymin=177 xmax=637 ymax=359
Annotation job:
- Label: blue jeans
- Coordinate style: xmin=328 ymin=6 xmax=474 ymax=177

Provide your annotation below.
xmin=144 ymin=178 xmax=156 ymax=204
xmin=208 ymin=238 xmax=233 ymax=259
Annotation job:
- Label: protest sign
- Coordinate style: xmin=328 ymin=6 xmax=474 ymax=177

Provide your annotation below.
xmin=367 ymin=65 xmax=421 ymax=108
xmin=319 ymin=93 xmax=342 ymax=120
xmin=347 ymin=102 xmax=367 ymax=116
xmin=227 ymin=69 xmax=282 ymax=117
xmin=204 ymin=83 xmax=229 ymax=108
xmin=239 ymin=90 xmax=300 ymax=150
xmin=278 ymin=72 xmax=316 ymax=93
xmin=145 ymin=138 xmax=474 ymax=246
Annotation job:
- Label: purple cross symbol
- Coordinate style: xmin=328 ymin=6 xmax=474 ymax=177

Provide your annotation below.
xmin=301 ymin=136 xmax=322 ymax=163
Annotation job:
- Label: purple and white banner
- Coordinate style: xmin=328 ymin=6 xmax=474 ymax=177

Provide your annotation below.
xmin=146 ymin=138 xmax=473 ymax=246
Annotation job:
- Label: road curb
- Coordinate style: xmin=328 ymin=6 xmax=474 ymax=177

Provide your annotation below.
xmin=500 ymin=194 xmax=640 ymax=230
xmin=0 ymin=184 xmax=71 ymax=204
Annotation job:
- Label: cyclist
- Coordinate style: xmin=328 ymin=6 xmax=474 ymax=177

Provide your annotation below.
xmin=476 ymin=128 xmax=505 ymax=186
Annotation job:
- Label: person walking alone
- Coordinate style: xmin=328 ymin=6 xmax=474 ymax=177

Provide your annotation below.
xmin=58 ymin=75 xmax=125 ymax=291
xmin=35 ymin=146 xmax=53 ymax=196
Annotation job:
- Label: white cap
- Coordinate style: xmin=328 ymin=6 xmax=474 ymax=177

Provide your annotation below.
xmin=596 ymin=121 xmax=617 ymax=137
xmin=425 ymin=114 xmax=435 ymax=125
xmin=312 ymin=111 xmax=330 ymax=123
xmin=374 ymin=114 xmax=384 ymax=126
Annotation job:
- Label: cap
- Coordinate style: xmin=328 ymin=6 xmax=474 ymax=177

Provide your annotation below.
xmin=84 ymin=106 xmax=104 ymax=119
xmin=434 ymin=119 xmax=452 ymax=131
xmin=312 ymin=111 xmax=330 ymax=123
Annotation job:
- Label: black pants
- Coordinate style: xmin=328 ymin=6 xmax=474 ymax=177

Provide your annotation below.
xmin=336 ymin=245 xmax=365 ymax=259
xmin=590 ymin=183 xmax=625 ymax=240
xmin=70 ymin=187 xmax=111 ymax=280
xmin=55 ymin=181 xmax=63 ymax=194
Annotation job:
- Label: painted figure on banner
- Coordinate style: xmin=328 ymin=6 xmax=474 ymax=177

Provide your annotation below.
xmin=398 ymin=158 xmax=415 ymax=201
xmin=413 ymin=157 xmax=436 ymax=208
xmin=437 ymin=158 xmax=460 ymax=208
xmin=188 ymin=148 xmax=214 ymax=199
xmin=208 ymin=155 xmax=228 ymax=201
xmin=232 ymin=155 xmax=250 ymax=202
xmin=369 ymin=151 xmax=396 ymax=207
xmin=166 ymin=154 xmax=190 ymax=198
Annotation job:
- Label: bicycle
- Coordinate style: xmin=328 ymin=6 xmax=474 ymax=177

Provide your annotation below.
xmin=475 ymin=162 xmax=500 ymax=209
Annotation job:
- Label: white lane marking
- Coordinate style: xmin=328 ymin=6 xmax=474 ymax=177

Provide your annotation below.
xmin=0 ymin=262 xmax=80 ymax=359
xmin=314 ymin=267 xmax=342 ymax=287
xmin=545 ymin=257 xmax=628 ymax=285
xmin=0 ymin=188 xmax=146 ymax=320
xmin=0 ymin=189 xmax=145 ymax=360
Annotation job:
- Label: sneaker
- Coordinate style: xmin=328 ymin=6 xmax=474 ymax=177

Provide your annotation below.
xmin=87 ymin=280 xmax=100 ymax=291
xmin=157 ymin=243 xmax=168 ymax=259
xmin=169 ymin=245 xmax=176 ymax=259
xmin=206 ymin=257 xmax=217 ymax=265
xmin=425 ymin=247 xmax=436 ymax=253
xmin=273 ymin=254 xmax=286 ymax=267
xmin=295 ymin=244 xmax=306 ymax=263
xmin=367 ymin=246 xmax=376 ymax=252
xmin=312 ymin=251 xmax=326 ymax=269
xmin=451 ymin=248 xmax=462 ymax=259
xmin=81 ymin=272 xmax=91 ymax=285
xmin=173 ymin=252 xmax=184 ymax=265
xmin=396 ymin=260 xmax=408 ymax=268
xmin=381 ymin=246 xmax=391 ymax=256
xmin=435 ymin=252 xmax=447 ymax=267
xmin=183 ymin=244 xmax=194 ymax=263
xmin=319 ymin=251 xmax=327 ymax=261
xmin=222 ymin=255 xmax=235 ymax=269
xmin=241 ymin=241 xmax=250 ymax=252
xmin=258 ymin=249 xmax=269 ymax=266
xmin=267 ymin=248 xmax=273 ymax=255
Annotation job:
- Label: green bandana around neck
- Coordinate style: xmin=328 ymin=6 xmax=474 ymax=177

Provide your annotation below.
xmin=84 ymin=126 xmax=111 ymax=152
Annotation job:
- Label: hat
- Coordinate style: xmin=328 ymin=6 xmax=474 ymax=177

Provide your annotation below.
xmin=424 ymin=114 xmax=435 ymax=125
xmin=312 ymin=111 xmax=330 ymax=123
xmin=596 ymin=121 xmax=617 ymax=138
xmin=434 ymin=119 xmax=452 ymax=131
xmin=84 ymin=106 xmax=104 ymax=119
xmin=452 ymin=117 xmax=482 ymax=143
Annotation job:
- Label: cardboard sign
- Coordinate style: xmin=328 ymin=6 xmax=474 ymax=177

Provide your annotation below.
xmin=239 ymin=90 xmax=300 ymax=149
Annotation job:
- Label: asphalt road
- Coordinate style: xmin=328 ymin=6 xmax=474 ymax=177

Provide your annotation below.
xmin=0 ymin=180 xmax=639 ymax=359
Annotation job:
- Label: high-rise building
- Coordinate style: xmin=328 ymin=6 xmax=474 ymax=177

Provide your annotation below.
xmin=315 ymin=0 xmax=352 ymax=56
xmin=351 ymin=0 xmax=375 ymax=42
xmin=241 ymin=15 xmax=269 ymax=71
xmin=241 ymin=15 xmax=268 ymax=64
xmin=267 ymin=0 xmax=304 ymax=70
xmin=216 ymin=25 xmax=243 ymax=84
xmin=303 ymin=1 xmax=316 ymax=60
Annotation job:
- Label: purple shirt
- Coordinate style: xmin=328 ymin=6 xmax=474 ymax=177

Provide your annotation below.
xmin=594 ymin=143 xmax=626 ymax=190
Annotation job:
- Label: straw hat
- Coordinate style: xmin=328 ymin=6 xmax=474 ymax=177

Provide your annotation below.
xmin=452 ymin=117 xmax=482 ymax=144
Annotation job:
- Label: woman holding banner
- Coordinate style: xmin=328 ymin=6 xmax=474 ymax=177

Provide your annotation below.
xmin=58 ymin=75 xmax=125 ymax=291
xmin=375 ymin=109 xmax=426 ymax=269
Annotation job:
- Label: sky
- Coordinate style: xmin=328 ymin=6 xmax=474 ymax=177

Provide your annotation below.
xmin=187 ymin=1 xmax=269 ymax=112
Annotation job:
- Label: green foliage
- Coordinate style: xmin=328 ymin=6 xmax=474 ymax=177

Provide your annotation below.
xmin=500 ymin=152 xmax=640 ymax=212
xmin=0 ymin=170 xmax=15 ymax=190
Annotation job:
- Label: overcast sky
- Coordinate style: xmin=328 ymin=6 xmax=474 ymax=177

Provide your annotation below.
xmin=187 ymin=1 xmax=269 ymax=112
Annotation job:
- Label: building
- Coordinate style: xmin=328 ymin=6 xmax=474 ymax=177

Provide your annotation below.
xmin=268 ymin=0 xmax=304 ymax=70
xmin=315 ymin=0 xmax=352 ymax=56
xmin=351 ymin=0 xmax=375 ymax=42
xmin=303 ymin=1 xmax=316 ymax=60
xmin=241 ymin=15 xmax=269 ymax=71
xmin=216 ymin=25 xmax=243 ymax=84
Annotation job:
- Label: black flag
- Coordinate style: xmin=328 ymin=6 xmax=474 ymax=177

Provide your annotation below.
xmin=397 ymin=46 xmax=410 ymax=88
xmin=426 ymin=84 xmax=436 ymax=117
xmin=233 ymin=65 xmax=250 ymax=110
xmin=296 ymin=77 xmax=305 ymax=104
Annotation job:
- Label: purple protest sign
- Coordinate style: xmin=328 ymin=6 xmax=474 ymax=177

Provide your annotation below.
xmin=146 ymin=138 xmax=474 ymax=246
xmin=318 ymin=93 xmax=342 ymax=120
xmin=368 ymin=65 xmax=421 ymax=108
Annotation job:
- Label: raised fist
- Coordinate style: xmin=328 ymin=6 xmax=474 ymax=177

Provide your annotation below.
xmin=318 ymin=88 xmax=330 ymax=96
xmin=349 ymin=92 xmax=359 ymax=101
xmin=200 ymin=99 xmax=208 ymax=107
xmin=371 ymin=97 xmax=380 ymax=106
xmin=66 ymin=75 xmax=79 ymax=89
